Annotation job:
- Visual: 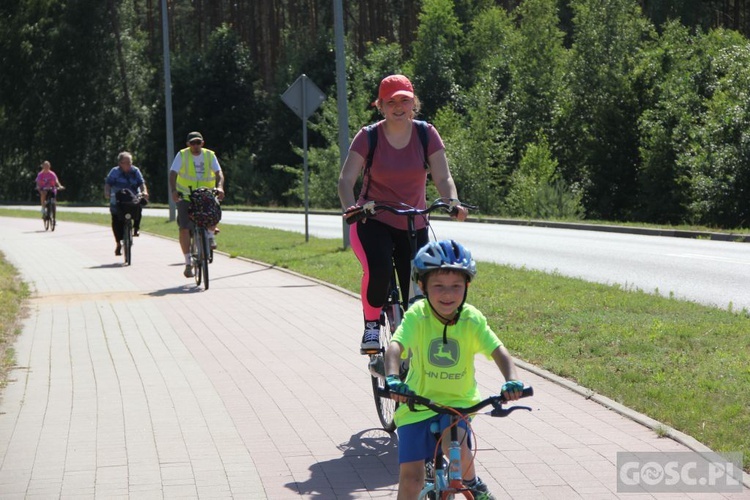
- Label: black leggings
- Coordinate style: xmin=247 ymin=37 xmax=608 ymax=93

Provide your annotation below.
xmin=351 ymin=219 xmax=428 ymax=320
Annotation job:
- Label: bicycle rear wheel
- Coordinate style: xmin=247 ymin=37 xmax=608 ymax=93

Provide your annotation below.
xmin=371 ymin=300 xmax=401 ymax=432
xmin=50 ymin=203 xmax=56 ymax=231
xmin=199 ymin=229 xmax=210 ymax=290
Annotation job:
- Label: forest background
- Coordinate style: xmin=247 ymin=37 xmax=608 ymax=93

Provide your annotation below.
xmin=1 ymin=0 xmax=749 ymax=228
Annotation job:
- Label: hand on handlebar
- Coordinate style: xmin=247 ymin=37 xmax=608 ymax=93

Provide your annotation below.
xmin=343 ymin=201 xmax=375 ymax=224
xmin=501 ymin=380 xmax=524 ymax=401
xmin=452 ymin=204 xmax=468 ymax=221
xmin=386 ymin=374 xmax=415 ymax=402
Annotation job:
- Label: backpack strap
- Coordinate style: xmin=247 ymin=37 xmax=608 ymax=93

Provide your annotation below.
xmin=362 ymin=123 xmax=379 ymax=200
xmin=413 ymin=119 xmax=430 ymax=169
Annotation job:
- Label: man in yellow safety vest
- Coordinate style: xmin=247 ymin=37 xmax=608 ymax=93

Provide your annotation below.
xmin=169 ymin=131 xmax=225 ymax=278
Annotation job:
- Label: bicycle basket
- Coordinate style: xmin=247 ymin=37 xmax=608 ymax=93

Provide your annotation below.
xmin=115 ymin=188 xmax=141 ymax=216
xmin=188 ymin=188 xmax=221 ymax=227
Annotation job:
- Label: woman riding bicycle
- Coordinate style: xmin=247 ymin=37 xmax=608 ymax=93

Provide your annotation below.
xmin=338 ymin=74 xmax=468 ymax=353
xmin=35 ymin=161 xmax=64 ymax=216
xmin=384 ymin=240 xmax=525 ymax=500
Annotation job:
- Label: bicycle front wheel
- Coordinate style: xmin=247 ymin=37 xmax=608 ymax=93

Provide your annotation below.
xmin=199 ymin=228 xmax=210 ymax=290
xmin=191 ymin=231 xmax=202 ymax=286
xmin=43 ymin=206 xmax=50 ymax=231
xmin=50 ymin=203 xmax=56 ymax=231
xmin=122 ymin=217 xmax=133 ymax=265
xmin=371 ymin=304 xmax=400 ymax=432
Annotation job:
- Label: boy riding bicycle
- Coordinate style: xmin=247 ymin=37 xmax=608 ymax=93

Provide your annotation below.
xmin=384 ymin=240 xmax=525 ymax=500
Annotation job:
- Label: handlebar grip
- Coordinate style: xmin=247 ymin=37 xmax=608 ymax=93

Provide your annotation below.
xmin=345 ymin=207 xmax=369 ymax=225
xmin=520 ymin=386 xmax=534 ymax=399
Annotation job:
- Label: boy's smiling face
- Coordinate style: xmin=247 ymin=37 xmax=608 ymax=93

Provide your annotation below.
xmin=422 ymin=270 xmax=468 ymax=321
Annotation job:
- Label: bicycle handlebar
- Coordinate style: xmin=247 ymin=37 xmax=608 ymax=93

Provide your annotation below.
xmin=376 ymin=386 xmax=533 ymax=417
xmin=178 ymin=187 xmax=220 ymax=199
xmin=344 ymin=199 xmax=477 ymax=225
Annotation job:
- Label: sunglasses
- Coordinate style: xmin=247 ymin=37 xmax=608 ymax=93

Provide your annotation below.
xmin=189 ymin=140 xmax=202 ymax=145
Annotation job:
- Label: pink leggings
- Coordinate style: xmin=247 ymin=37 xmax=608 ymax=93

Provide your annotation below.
xmin=349 ymin=219 xmax=428 ymax=321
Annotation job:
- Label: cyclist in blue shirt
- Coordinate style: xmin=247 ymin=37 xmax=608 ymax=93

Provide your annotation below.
xmin=104 ymin=152 xmax=149 ymax=256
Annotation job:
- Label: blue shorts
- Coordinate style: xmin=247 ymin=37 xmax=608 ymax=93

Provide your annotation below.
xmin=396 ymin=414 xmax=473 ymax=464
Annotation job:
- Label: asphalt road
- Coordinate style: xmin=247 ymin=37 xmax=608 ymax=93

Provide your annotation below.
xmin=7 ymin=205 xmax=750 ymax=312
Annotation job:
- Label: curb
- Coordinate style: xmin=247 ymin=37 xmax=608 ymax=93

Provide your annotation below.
xmin=464 ymin=217 xmax=750 ymax=243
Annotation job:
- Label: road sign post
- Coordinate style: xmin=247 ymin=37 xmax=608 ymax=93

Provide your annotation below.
xmin=281 ymin=74 xmax=325 ymax=242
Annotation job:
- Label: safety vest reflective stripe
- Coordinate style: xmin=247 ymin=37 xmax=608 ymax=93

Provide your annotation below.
xmin=175 ymin=148 xmax=216 ymax=195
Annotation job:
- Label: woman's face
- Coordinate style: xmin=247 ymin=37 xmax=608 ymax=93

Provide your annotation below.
xmin=380 ymin=96 xmax=414 ymax=122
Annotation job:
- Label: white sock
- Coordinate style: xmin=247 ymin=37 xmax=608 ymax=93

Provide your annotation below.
xmin=184 ymin=253 xmax=191 ymax=265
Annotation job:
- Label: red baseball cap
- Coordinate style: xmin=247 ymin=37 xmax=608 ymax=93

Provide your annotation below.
xmin=378 ymin=74 xmax=415 ymax=101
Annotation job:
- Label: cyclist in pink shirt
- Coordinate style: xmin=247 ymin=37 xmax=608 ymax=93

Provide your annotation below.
xmin=35 ymin=161 xmax=64 ymax=216
xmin=338 ymin=74 xmax=468 ymax=353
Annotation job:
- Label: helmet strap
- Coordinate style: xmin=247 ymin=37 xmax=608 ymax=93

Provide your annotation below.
xmin=424 ymin=286 xmax=469 ymax=344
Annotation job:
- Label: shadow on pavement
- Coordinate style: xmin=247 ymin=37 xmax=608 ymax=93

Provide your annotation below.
xmin=285 ymin=428 xmax=398 ymax=498
xmin=146 ymin=285 xmax=205 ymax=296
xmin=88 ymin=263 xmax=126 ymax=269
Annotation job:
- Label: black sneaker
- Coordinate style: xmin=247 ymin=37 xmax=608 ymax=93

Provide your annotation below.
xmin=360 ymin=321 xmax=380 ymax=353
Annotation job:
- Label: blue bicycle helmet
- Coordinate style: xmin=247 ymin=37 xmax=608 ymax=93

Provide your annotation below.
xmin=414 ymin=240 xmax=477 ymax=281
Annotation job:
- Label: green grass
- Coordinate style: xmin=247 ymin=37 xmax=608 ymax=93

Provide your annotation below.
xmin=0 ymin=250 xmax=29 ymax=388
xmin=2 ymin=207 xmax=749 ymax=469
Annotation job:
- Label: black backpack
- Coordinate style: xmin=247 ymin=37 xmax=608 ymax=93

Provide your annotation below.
xmin=362 ymin=120 xmax=430 ymax=199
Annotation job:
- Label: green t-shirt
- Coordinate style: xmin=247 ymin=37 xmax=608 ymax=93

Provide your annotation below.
xmin=392 ymin=300 xmax=503 ymax=427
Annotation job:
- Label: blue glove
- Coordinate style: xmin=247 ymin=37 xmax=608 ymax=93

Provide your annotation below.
xmin=501 ymin=380 xmax=524 ymax=398
xmin=386 ymin=375 xmax=415 ymax=397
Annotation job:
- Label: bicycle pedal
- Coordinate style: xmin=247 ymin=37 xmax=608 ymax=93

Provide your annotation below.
xmin=360 ymin=347 xmax=380 ymax=355
xmin=368 ymin=357 xmax=385 ymax=378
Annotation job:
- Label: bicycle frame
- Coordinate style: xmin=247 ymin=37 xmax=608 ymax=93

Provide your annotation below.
xmin=376 ymin=387 xmax=534 ymax=499
xmin=420 ymin=416 xmax=472 ymax=499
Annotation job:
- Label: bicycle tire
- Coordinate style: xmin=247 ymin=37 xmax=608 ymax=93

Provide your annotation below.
xmin=371 ymin=302 xmax=400 ymax=432
xmin=50 ymin=203 xmax=56 ymax=231
xmin=123 ymin=218 xmax=132 ymax=266
xmin=200 ymin=229 xmax=210 ymax=290
xmin=43 ymin=205 xmax=50 ymax=231
xmin=192 ymin=231 xmax=202 ymax=286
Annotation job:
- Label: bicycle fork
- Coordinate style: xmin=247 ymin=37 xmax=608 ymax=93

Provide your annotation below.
xmin=428 ymin=421 xmax=472 ymax=498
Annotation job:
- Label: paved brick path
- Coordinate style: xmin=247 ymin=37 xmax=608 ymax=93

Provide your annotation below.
xmin=0 ymin=216 xmax=746 ymax=499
